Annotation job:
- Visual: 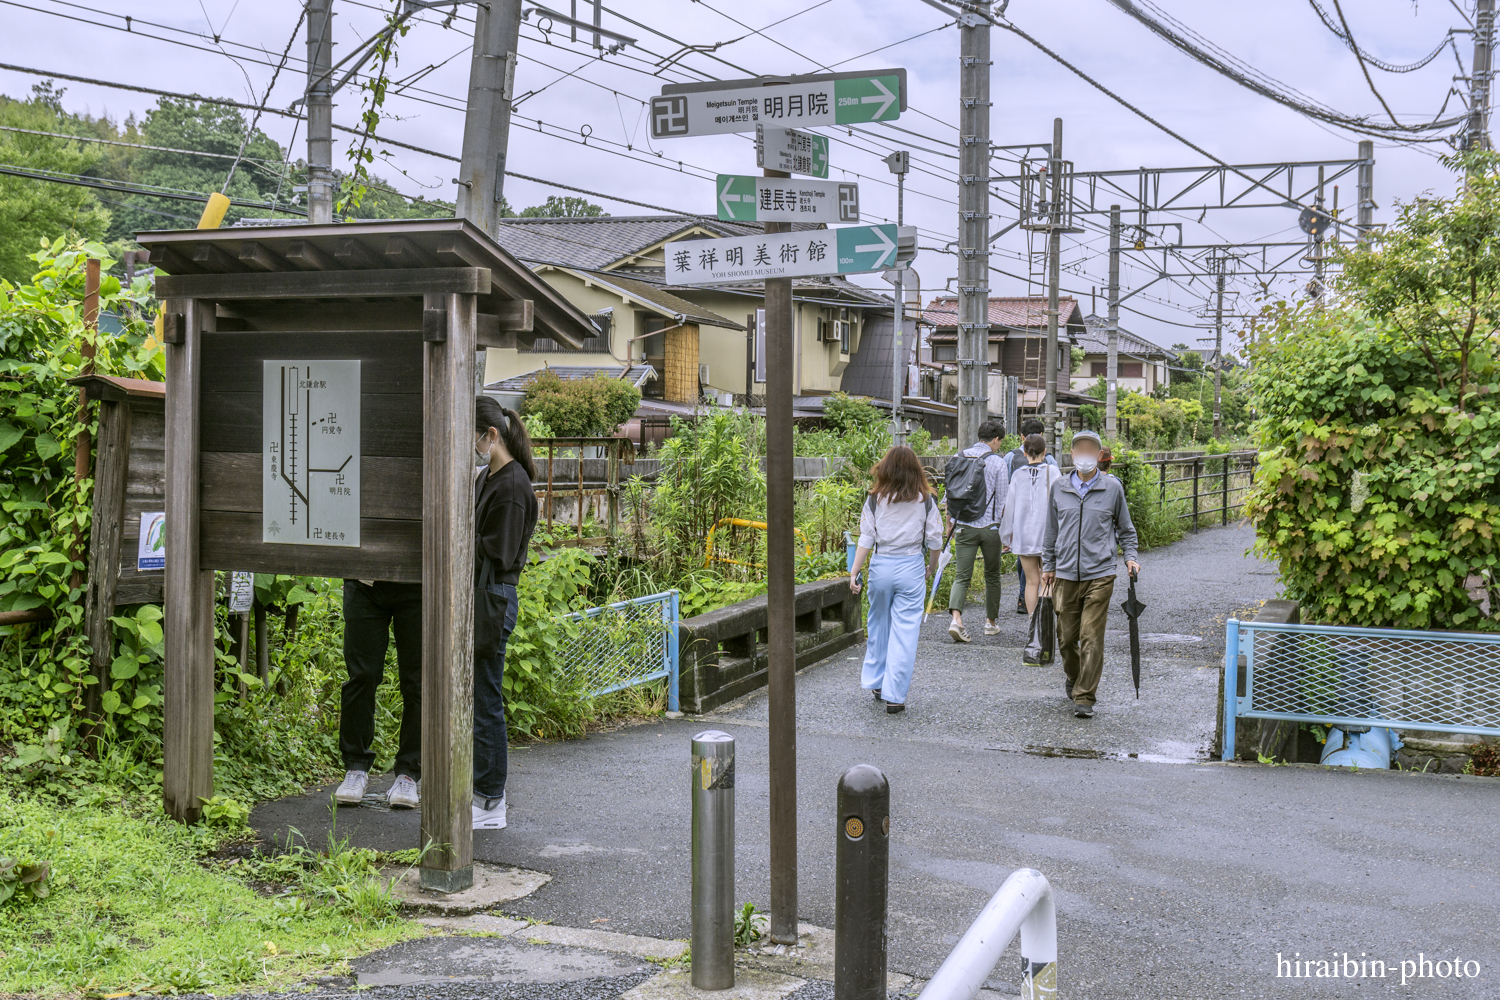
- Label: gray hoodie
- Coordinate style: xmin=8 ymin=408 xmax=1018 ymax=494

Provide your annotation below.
xmin=1042 ymin=473 xmax=1139 ymax=581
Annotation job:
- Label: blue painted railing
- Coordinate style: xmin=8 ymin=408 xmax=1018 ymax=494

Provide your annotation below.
xmin=557 ymin=589 xmax=679 ymax=713
xmin=1222 ymin=618 xmax=1500 ymax=761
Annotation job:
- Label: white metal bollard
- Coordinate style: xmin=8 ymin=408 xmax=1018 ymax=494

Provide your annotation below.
xmin=916 ymin=868 xmax=1057 ymax=1000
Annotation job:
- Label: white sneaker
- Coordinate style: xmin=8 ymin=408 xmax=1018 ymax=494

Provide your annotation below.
xmin=388 ymin=775 xmax=420 ymax=809
xmin=334 ymin=770 xmax=368 ymax=805
xmin=949 ymin=621 xmax=971 ymax=643
xmin=473 ymin=792 xmax=507 ymax=830
xmin=984 ymin=622 xmax=1001 ymax=636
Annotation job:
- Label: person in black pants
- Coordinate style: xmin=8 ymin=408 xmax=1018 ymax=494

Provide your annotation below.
xmin=472 ymin=395 xmax=540 ymax=831
xmin=334 ymin=580 xmax=423 ymax=808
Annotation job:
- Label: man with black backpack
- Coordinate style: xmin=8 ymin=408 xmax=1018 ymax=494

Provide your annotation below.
xmin=944 ymin=418 xmax=1010 ymax=642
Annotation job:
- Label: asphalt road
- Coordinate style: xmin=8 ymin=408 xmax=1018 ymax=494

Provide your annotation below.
xmin=252 ymin=525 xmax=1500 ymax=998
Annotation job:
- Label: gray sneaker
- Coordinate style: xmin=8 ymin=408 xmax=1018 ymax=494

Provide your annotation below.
xmin=948 ymin=621 xmax=971 ymax=643
xmin=334 ymin=769 xmax=368 ymax=805
xmin=1074 ymin=703 xmax=1095 ymax=719
xmin=388 ymin=774 xmax=420 ymax=809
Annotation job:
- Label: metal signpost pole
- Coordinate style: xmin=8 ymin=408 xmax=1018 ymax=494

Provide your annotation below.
xmin=1356 ymin=140 xmax=1374 ymax=238
xmin=1106 ymin=204 xmax=1120 ymax=437
xmin=957 ymin=4 xmax=991 ymax=447
xmin=305 ymin=0 xmax=334 ymax=224
xmin=1472 ymin=0 xmax=1495 ymax=156
xmin=887 ymin=150 xmax=910 ymax=445
xmin=1213 ymin=267 xmax=1225 ymax=439
xmin=764 ymin=156 xmax=799 ymax=947
xmin=1044 ymin=118 xmax=1062 ymax=451
xmin=456 ymin=0 xmax=523 ymax=238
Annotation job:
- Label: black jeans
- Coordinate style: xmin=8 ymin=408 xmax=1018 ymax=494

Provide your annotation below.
xmin=340 ymin=580 xmax=423 ymax=780
xmin=474 ymin=582 xmax=518 ymax=801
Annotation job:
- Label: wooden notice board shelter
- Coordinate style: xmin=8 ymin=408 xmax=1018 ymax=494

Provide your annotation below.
xmin=137 ymin=219 xmax=596 ymax=891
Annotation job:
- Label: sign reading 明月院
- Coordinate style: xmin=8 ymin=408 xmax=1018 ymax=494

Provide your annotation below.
xmin=262 ymin=360 xmax=361 ymax=547
xmin=664 ymin=224 xmax=915 ymax=285
xmin=715 ymin=175 xmax=858 ymax=224
xmin=651 ymin=69 xmax=906 ymax=139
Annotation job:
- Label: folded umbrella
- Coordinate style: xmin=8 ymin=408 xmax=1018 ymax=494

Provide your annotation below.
xmin=1119 ymin=570 xmax=1147 ymax=698
xmin=923 ymin=525 xmax=957 ymax=622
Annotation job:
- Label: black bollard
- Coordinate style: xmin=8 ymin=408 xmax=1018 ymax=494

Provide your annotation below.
xmin=835 ymin=764 xmax=889 ymax=1000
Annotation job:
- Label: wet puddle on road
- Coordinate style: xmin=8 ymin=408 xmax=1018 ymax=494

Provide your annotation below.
xmin=1105 ymin=630 xmax=1204 ymax=643
xmin=984 ymin=743 xmax=1205 ymax=765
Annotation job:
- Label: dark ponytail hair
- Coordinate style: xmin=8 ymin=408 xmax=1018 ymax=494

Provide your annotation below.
xmin=476 ymin=395 xmax=537 ymax=481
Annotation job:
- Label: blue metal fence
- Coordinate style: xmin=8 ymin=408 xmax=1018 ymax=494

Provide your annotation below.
xmin=1222 ymin=618 xmax=1500 ymax=761
xmin=556 ymin=590 xmax=680 ymax=712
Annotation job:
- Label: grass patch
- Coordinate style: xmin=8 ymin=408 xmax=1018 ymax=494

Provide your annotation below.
xmin=0 ymin=790 xmax=423 ymax=996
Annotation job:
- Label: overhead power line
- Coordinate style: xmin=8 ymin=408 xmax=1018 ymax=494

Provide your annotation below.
xmin=1101 ymin=0 xmax=1464 ymax=139
xmin=1307 ymin=0 xmax=1457 ymax=73
xmin=0 ymin=61 xmax=702 ymax=216
xmin=0 ymin=162 xmax=307 ymax=214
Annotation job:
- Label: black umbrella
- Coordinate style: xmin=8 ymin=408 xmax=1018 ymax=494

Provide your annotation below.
xmin=1119 ymin=571 xmax=1147 ymax=698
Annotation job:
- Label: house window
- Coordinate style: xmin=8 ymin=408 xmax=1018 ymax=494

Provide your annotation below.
xmin=933 ymin=343 xmax=956 ymax=361
xmin=1088 ymin=360 xmax=1144 ymax=378
xmin=837 ymin=308 xmax=852 ymax=354
xmin=526 ymin=313 xmax=608 ymax=353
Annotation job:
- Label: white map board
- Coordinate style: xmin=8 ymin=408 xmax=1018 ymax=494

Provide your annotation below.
xmin=262 ymin=360 xmax=360 ymax=547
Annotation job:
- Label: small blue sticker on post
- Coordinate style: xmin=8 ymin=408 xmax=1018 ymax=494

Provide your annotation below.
xmin=137 ymin=511 xmax=165 ymax=571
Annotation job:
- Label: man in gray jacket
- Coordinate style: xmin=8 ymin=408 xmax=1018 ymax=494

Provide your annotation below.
xmin=1041 ymin=430 xmax=1140 ymax=718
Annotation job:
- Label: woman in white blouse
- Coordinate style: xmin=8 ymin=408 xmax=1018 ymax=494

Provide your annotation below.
xmin=849 ymin=445 xmax=943 ymax=714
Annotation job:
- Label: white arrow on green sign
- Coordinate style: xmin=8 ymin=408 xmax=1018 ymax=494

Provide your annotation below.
xmin=664 ymin=224 xmax=915 ymax=285
xmin=651 ymin=68 xmax=906 ymax=139
xmin=716 ymin=175 xmax=859 ymax=225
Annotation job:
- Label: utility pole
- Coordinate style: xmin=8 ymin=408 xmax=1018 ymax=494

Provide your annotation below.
xmin=763 ymin=154 xmax=798 ymax=947
xmin=305 ymin=0 xmax=334 ymax=224
xmin=1470 ymin=0 xmax=1495 ymax=154
xmin=1105 ymin=204 xmax=1120 ymax=437
xmin=956 ymin=3 xmax=991 ymax=447
xmin=1043 ymin=117 xmax=1062 ymax=451
xmin=1212 ymin=266 xmax=1225 ymax=439
xmin=887 ymin=150 xmax=910 ymax=445
xmin=1312 ymin=166 xmax=1327 ymax=304
xmin=456 ymin=0 xmax=523 ymax=237
xmin=1356 ymin=139 xmax=1374 ymax=238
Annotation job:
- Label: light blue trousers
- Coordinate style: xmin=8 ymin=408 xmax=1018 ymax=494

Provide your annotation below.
xmin=861 ymin=551 xmax=927 ymax=705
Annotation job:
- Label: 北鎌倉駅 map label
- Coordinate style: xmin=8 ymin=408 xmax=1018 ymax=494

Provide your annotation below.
xmin=758 ymin=125 xmax=829 ymax=178
xmin=664 ymin=225 xmax=916 ymax=285
xmin=651 ymin=69 xmax=906 ymax=139
xmin=716 ymin=175 xmax=859 ymax=224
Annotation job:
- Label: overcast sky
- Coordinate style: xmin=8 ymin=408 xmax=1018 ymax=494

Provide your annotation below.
xmin=0 ymin=0 xmax=1476 ymax=350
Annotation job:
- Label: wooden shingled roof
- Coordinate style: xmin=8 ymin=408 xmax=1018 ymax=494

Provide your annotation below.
xmin=134 ymin=218 xmax=599 ymax=349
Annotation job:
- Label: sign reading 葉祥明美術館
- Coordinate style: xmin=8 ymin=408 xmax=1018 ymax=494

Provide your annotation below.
xmin=664 ymin=225 xmax=916 ymax=286
xmin=651 ymin=69 xmax=906 ymax=139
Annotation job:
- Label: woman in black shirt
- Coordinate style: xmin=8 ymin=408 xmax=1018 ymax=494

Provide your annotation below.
xmin=473 ymin=395 xmax=539 ymax=830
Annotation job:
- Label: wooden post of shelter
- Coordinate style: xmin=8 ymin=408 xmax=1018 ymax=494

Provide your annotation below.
xmin=140 ymin=220 xmax=596 ymax=887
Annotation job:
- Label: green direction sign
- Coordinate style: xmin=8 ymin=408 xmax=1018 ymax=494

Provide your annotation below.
xmin=653 ymin=68 xmax=907 ymax=139
xmin=832 ymin=75 xmax=902 ymax=125
xmin=716 ymin=175 xmax=859 ymax=224
xmin=835 ymin=224 xmax=901 ymax=273
xmin=664 ymin=224 xmax=913 ymax=286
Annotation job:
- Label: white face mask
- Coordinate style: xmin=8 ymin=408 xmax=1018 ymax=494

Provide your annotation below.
xmin=1072 ymin=453 xmax=1098 ymax=474
xmin=476 ymin=434 xmax=491 ymax=462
